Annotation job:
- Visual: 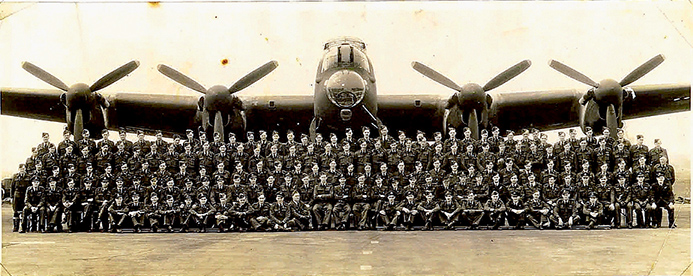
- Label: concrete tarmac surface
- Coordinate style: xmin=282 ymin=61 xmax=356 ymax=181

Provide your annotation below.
xmin=1 ymin=204 xmax=690 ymax=275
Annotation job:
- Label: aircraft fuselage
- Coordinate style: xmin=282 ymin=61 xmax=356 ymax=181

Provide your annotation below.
xmin=312 ymin=37 xmax=378 ymax=136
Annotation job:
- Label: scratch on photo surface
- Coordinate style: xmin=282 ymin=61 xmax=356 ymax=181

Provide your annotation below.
xmin=656 ymin=5 xmax=693 ymax=49
xmin=0 ymin=1 xmax=36 ymax=21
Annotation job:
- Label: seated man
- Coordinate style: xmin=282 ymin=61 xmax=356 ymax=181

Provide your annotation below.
xmin=459 ymin=191 xmax=484 ymax=230
xmin=62 ymin=178 xmax=80 ymax=232
xmin=178 ymin=196 xmax=195 ymax=233
xmin=79 ymin=178 xmax=97 ymax=232
xmin=269 ymin=193 xmax=292 ymax=231
xmin=190 ymin=195 xmax=216 ymax=233
xmin=631 ymin=174 xmax=654 ymax=228
xmin=378 ymin=192 xmax=401 ymax=231
xmin=288 ymin=191 xmax=313 ymax=231
xmin=160 ymin=195 xmax=180 ymax=232
xmin=397 ymin=191 xmax=419 ymax=231
xmin=145 ymin=193 xmax=162 ymax=232
xmin=652 ymin=174 xmax=676 ymax=228
xmin=43 ymin=177 xmax=63 ymax=233
xmin=416 ymin=190 xmax=440 ymax=231
xmin=332 ymin=176 xmax=352 ymax=230
xmin=526 ymin=190 xmax=551 ymax=229
xmin=312 ymin=173 xmax=333 ymax=230
xmin=506 ymin=192 xmax=526 ymax=230
xmin=128 ymin=193 xmax=146 ymax=233
xmin=351 ymin=174 xmax=373 ymax=230
xmin=484 ymin=191 xmax=506 ymax=230
xmin=108 ymin=194 xmax=129 ymax=233
xmin=582 ymin=192 xmax=604 ymax=230
xmin=551 ymin=190 xmax=579 ymax=229
xmin=215 ymin=194 xmax=234 ymax=232
xmin=250 ymin=193 xmax=272 ymax=231
xmin=230 ymin=194 xmax=253 ymax=232
xmin=22 ymin=177 xmax=45 ymax=233
xmin=438 ymin=191 xmax=462 ymax=230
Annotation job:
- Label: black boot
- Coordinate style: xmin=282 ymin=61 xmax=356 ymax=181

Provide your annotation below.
xmin=12 ymin=218 xmax=19 ymax=232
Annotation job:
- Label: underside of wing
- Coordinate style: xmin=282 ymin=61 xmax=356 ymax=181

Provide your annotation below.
xmin=108 ymin=93 xmax=199 ymax=136
xmin=491 ymin=89 xmax=581 ymax=132
xmin=1 ymin=88 xmax=65 ymax=123
xmin=377 ymin=94 xmax=446 ymax=137
xmin=622 ymin=83 xmax=691 ymax=120
xmin=242 ymin=95 xmax=315 ymax=135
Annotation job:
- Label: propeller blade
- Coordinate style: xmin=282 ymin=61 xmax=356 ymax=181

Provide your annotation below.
xmin=157 ymin=64 xmax=207 ymax=94
xmin=619 ymin=54 xmax=665 ymax=87
xmin=21 ymin=61 xmax=69 ymax=91
xmin=483 ymin=60 xmax=532 ymax=92
xmin=411 ymin=61 xmax=462 ymax=91
xmin=228 ymin=60 xmax=279 ymax=94
xmin=548 ymin=60 xmax=599 ymax=87
xmin=90 ymin=60 xmax=140 ymax=92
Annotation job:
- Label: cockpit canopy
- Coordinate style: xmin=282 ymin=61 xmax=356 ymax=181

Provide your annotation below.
xmin=321 ymin=41 xmax=371 ymax=74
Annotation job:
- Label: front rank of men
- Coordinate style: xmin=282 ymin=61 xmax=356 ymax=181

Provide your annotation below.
xmin=10 ymin=125 xmax=677 ymax=233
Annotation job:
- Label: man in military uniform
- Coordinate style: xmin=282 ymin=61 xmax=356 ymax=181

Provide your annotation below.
xmin=438 ymin=191 xmax=461 ymax=230
xmin=630 ymin=135 xmax=649 ymax=164
xmin=230 ymin=194 xmax=253 ymax=232
xmin=397 ymin=192 xmax=419 ymax=231
xmin=250 ymin=193 xmax=272 ymax=231
xmin=379 ymin=192 xmax=401 ymax=231
xmin=108 ymin=194 xmax=129 ymax=233
xmin=43 ymin=177 xmax=63 ymax=232
xmin=128 ymin=193 xmax=146 ymax=233
xmin=552 ymin=190 xmax=579 ymax=229
xmin=11 ymin=164 xmax=30 ymax=232
xmin=191 ymin=195 xmax=216 ymax=232
xmin=631 ymin=174 xmax=654 ymax=228
xmin=58 ymin=129 xmax=77 ymax=156
xmin=526 ymin=190 xmax=551 ymax=229
xmin=648 ymin=139 xmax=668 ymax=166
xmin=484 ymin=191 xmax=506 ymax=230
xmin=351 ymin=174 xmax=373 ymax=230
xmin=652 ymin=174 xmax=676 ymax=228
xmin=160 ymin=195 xmax=180 ymax=232
xmin=613 ymin=174 xmax=633 ymax=228
xmin=146 ymin=193 xmax=163 ymax=232
xmin=582 ymin=192 xmax=603 ymax=229
xmin=288 ymin=191 xmax=313 ymax=231
xmin=416 ymin=191 xmax=440 ymax=230
xmin=594 ymin=175 xmax=617 ymax=228
xmin=459 ymin=191 xmax=484 ymax=229
xmin=506 ymin=192 xmax=527 ymax=229
xmin=312 ymin=173 xmax=333 ymax=230
xmin=332 ymin=176 xmax=352 ymax=230
xmin=269 ymin=193 xmax=291 ymax=231
xmin=62 ymin=178 xmax=80 ymax=232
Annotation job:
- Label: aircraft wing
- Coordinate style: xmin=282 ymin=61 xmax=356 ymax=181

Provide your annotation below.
xmin=242 ymin=95 xmax=315 ymax=135
xmin=1 ymin=88 xmax=66 ymax=123
xmin=107 ymin=92 xmax=199 ymax=135
xmin=622 ymin=84 xmax=691 ymax=120
xmin=377 ymin=94 xmax=446 ymax=137
xmin=491 ymin=83 xmax=690 ymax=132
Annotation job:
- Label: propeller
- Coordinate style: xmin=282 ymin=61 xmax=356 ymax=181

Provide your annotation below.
xmin=549 ymin=54 xmax=665 ymax=138
xmin=21 ymin=60 xmax=140 ymax=141
xmin=157 ymin=60 xmax=279 ymax=141
xmin=412 ymin=60 xmax=531 ymax=139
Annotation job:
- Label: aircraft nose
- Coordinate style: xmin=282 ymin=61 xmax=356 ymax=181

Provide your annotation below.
xmin=325 ymin=70 xmax=366 ymax=108
xmin=340 ymin=109 xmax=352 ymax=121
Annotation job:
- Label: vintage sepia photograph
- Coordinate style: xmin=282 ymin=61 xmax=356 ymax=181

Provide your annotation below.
xmin=0 ymin=1 xmax=690 ymax=275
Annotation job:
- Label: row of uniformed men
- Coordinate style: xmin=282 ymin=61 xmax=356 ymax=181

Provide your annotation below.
xmin=16 ymin=168 xmax=675 ymax=233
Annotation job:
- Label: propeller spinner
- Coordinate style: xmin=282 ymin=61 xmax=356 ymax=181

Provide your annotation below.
xmin=21 ymin=60 xmax=140 ymax=141
xmin=157 ymin=60 xmax=279 ymax=141
xmin=412 ymin=60 xmax=531 ymax=139
xmin=549 ymin=54 xmax=664 ymax=138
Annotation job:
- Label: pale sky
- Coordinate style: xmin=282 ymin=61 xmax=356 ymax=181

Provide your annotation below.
xmin=0 ymin=1 xmax=691 ymax=177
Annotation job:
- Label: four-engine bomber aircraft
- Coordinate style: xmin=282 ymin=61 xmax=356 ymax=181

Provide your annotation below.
xmin=1 ymin=37 xmax=690 ymax=142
